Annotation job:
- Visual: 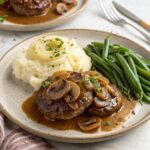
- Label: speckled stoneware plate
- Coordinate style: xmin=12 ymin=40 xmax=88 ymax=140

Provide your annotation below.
xmin=0 ymin=29 xmax=150 ymax=143
xmin=0 ymin=0 xmax=88 ymax=32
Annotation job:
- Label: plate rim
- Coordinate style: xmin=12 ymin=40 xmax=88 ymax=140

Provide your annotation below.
xmin=0 ymin=29 xmax=150 ymax=143
xmin=0 ymin=0 xmax=89 ymax=31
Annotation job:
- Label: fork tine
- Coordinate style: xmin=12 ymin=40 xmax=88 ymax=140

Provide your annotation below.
xmin=106 ymin=0 xmax=121 ymax=20
xmin=104 ymin=0 xmax=119 ymax=21
xmin=101 ymin=0 xmax=116 ymax=22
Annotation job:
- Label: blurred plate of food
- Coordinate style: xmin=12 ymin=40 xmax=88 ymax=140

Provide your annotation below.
xmin=0 ymin=0 xmax=88 ymax=31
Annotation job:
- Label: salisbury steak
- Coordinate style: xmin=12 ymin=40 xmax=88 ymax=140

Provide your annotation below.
xmin=10 ymin=0 xmax=52 ymax=16
xmin=36 ymin=71 xmax=123 ymax=121
xmin=36 ymin=71 xmax=94 ymax=120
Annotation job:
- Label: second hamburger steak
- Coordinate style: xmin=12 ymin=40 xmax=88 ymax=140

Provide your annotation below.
xmin=10 ymin=0 xmax=52 ymax=16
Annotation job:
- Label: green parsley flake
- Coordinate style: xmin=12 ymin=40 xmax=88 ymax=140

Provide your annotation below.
xmin=47 ymin=45 xmax=53 ymax=51
xmin=0 ymin=0 xmax=5 ymax=5
xmin=0 ymin=15 xmax=7 ymax=23
xmin=55 ymin=38 xmax=64 ymax=48
xmin=42 ymin=80 xmax=51 ymax=88
xmin=54 ymin=53 xmax=60 ymax=57
xmin=104 ymin=121 xmax=112 ymax=126
xmin=89 ymin=76 xmax=101 ymax=92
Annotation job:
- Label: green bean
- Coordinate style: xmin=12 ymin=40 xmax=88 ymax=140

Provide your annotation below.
xmin=129 ymin=53 xmax=149 ymax=71
xmin=136 ymin=66 xmax=150 ymax=80
xmin=112 ymin=70 xmax=123 ymax=87
xmin=108 ymin=55 xmax=117 ymax=62
xmin=142 ymin=84 xmax=150 ymax=92
xmin=84 ymin=47 xmax=93 ymax=54
xmin=92 ymin=42 xmax=130 ymax=54
xmin=127 ymin=56 xmax=139 ymax=80
xmin=92 ymin=42 xmax=104 ymax=49
xmin=146 ymin=92 xmax=150 ymax=97
xmin=112 ymin=70 xmax=131 ymax=98
xmin=102 ymin=37 xmax=110 ymax=59
xmin=116 ymin=53 xmax=143 ymax=100
xmin=143 ymin=93 xmax=150 ymax=103
xmin=109 ymin=45 xmax=130 ymax=54
xmin=107 ymin=59 xmax=129 ymax=88
xmin=88 ymin=52 xmax=111 ymax=73
xmin=93 ymin=63 xmax=116 ymax=84
xmin=88 ymin=44 xmax=101 ymax=56
xmin=141 ymin=57 xmax=150 ymax=67
xmin=139 ymin=76 xmax=150 ymax=87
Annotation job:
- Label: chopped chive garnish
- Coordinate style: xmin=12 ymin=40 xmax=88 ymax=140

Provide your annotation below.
xmin=42 ymin=80 xmax=51 ymax=88
xmin=0 ymin=15 xmax=8 ymax=23
xmin=104 ymin=121 xmax=112 ymax=126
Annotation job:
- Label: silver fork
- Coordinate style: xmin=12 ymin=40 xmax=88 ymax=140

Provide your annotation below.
xmin=101 ymin=0 xmax=150 ymax=42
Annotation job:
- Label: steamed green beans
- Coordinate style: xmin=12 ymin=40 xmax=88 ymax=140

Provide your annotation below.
xmin=84 ymin=36 xmax=150 ymax=103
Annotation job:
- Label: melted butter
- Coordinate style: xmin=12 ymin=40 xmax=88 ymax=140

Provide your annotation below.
xmin=0 ymin=4 xmax=74 ymax=25
xmin=22 ymin=92 xmax=136 ymax=132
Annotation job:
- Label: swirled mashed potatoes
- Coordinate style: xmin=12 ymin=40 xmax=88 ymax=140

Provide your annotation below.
xmin=13 ymin=36 xmax=91 ymax=90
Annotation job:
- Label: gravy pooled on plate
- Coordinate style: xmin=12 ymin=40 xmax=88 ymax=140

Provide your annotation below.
xmin=22 ymin=71 xmax=136 ymax=132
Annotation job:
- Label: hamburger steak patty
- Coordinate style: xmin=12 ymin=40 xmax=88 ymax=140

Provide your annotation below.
xmin=36 ymin=71 xmax=123 ymax=121
xmin=36 ymin=71 xmax=94 ymax=120
xmin=10 ymin=0 xmax=52 ymax=16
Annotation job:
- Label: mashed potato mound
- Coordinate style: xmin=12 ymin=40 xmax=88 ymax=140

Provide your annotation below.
xmin=13 ymin=36 xmax=91 ymax=90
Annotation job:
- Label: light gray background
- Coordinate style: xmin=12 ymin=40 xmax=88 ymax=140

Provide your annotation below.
xmin=0 ymin=0 xmax=150 ymax=149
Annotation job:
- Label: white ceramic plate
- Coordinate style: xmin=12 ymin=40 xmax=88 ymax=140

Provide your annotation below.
xmin=0 ymin=29 xmax=150 ymax=143
xmin=0 ymin=0 xmax=88 ymax=31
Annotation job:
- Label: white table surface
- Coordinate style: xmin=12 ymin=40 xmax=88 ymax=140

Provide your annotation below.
xmin=1 ymin=0 xmax=150 ymax=149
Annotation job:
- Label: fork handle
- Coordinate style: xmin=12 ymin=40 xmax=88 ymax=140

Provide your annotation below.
xmin=139 ymin=20 xmax=150 ymax=32
xmin=126 ymin=20 xmax=150 ymax=42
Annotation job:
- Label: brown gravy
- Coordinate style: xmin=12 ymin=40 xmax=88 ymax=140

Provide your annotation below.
xmin=22 ymin=93 xmax=136 ymax=132
xmin=0 ymin=4 xmax=74 ymax=25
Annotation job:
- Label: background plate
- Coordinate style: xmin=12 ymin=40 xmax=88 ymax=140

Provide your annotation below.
xmin=0 ymin=29 xmax=150 ymax=143
xmin=0 ymin=0 xmax=88 ymax=31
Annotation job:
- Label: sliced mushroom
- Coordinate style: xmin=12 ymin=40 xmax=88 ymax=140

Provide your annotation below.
xmin=64 ymin=81 xmax=80 ymax=102
xmin=69 ymin=72 xmax=83 ymax=82
xmin=42 ymin=89 xmax=51 ymax=101
xmin=83 ymin=75 xmax=94 ymax=90
xmin=94 ymin=97 xmax=110 ymax=108
xmin=98 ymin=73 xmax=110 ymax=86
xmin=89 ymin=97 xmax=123 ymax=117
xmin=62 ymin=0 xmax=77 ymax=5
xmin=51 ymin=71 xmax=70 ymax=81
xmin=106 ymin=97 xmax=122 ymax=111
xmin=96 ymin=87 xmax=111 ymax=100
xmin=78 ymin=117 xmax=101 ymax=132
xmin=56 ymin=3 xmax=68 ymax=15
xmin=106 ymin=84 xmax=120 ymax=97
xmin=47 ymin=79 xmax=70 ymax=100
xmin=68 ymin=102 xmax=79 ymax=110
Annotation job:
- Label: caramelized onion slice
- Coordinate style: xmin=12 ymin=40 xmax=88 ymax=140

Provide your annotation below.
xmin=78 ymin=117 xmax=101 ymax=132
xmin=47 ymin=79 xmax=70 ymax=100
